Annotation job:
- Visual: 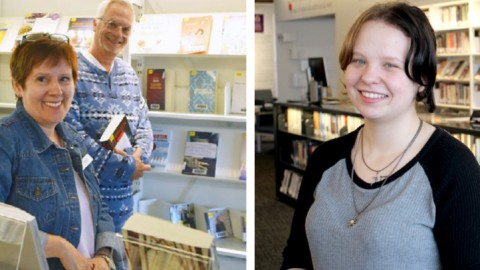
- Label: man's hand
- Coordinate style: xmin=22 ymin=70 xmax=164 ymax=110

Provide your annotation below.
xmin=131 ymin=148 xmax=151 ymax=180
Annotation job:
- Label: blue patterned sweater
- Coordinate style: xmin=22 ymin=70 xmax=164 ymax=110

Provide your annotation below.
xmin=65 ymin=51 xmax=153 ymax=231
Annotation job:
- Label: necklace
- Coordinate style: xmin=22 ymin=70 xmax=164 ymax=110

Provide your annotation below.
xmin=361 ymin=132 xmax=402 ymax=182
xmin=348 ymin=120 xmax=423 ymax=227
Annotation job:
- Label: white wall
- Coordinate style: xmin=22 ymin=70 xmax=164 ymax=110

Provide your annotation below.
xmin=255 ymin=3 xmax=277 ymax=97
xmin=275 ymin=15 xmax=336 ymax=101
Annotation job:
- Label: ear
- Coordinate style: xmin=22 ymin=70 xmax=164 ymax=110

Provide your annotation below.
xmin=12 ymin=80 xmax=23 ymax=98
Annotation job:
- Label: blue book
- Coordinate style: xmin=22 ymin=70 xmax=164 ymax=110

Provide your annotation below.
xmin=189 ymin=70 xmax=216 ymax=113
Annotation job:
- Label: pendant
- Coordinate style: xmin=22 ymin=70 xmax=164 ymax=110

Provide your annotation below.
xmin=348 ymin=218 xmax=357 ymax=227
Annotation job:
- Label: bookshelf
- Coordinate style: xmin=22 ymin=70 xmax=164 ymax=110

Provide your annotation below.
xmin=0 ymin=6 xmax=246 ymax=270
xmin=421 ymin=0 xmax=480 ymax=115
xmin=273 ymin=102 xmax=480 ymax=207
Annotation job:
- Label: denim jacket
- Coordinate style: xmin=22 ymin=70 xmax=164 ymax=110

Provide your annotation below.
xmin=0 ymin=101 xmax=125 ymax=269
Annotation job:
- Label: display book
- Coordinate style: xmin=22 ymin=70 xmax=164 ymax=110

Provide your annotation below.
xmin=122 ymin=213 xmax=219 ymax=270
xmin=0 ymin=203 xmax=48 ymax=269
xmin=182 ymin=130 xmax=219 ymax=177
xmin=131 ymin=13 xmax=246 ymax=55
xmin=137 ymin=198 xmax=246 ymax=242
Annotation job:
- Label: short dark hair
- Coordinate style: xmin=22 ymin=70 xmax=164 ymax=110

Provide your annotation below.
xmin=10 ymin=39 xmax=78 ymax=99
xmin=339 ymin=2 xmax=437 ymax=112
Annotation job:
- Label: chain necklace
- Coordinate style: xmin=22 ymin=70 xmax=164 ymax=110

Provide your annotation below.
xmin=361 ymin=132 xmax=402 ymax=183
xmin=348 ymin=120 xmax=423 ymax=227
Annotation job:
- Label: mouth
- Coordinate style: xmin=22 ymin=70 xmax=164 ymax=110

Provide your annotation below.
xmin=44 ymin=101 xmax=62 ymax=108
xmin=359 ymin=90 xmax=388 ymax=99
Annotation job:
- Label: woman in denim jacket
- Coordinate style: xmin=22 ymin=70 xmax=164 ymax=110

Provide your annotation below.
xmin=0 ymin=33 xmax=124 ymax=270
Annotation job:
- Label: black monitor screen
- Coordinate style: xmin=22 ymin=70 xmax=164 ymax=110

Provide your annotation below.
xmin=308 ymin=57 xmax=328 ymax=87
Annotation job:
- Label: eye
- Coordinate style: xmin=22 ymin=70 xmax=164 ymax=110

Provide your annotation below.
xmin=351 ymin=58 xmax=365 ymax=65
xmin=384 ymin=62 xmax=400 ymax=69
xmin=60 ymin=76 xmax=72 ymax=83
xmin=36 ymin=76 xmax=48 ymax=84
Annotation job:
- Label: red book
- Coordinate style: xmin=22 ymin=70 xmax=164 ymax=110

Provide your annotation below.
xmin=99 ymin=114 xmax=132 ymax=151
xmin=146 ymin=69 xmax=166 ymax=110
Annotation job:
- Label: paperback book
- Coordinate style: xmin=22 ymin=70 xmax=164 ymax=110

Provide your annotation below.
xmin=221 ymin=14 xmax=246 ymax=55
xmin=182 ymin=131 xmax=219 ymax=177
xmin=146 ymin=69 xmax=166 ymax=110
xmin=67 ymin=17 xmax=94 ymax=49
xmin=230 ymin=71 xmax=246 ymax=114
xmin=178 ymin=15 xmax=213 ymax=54
xmin=204 ymin=207 xmax=233 ymax=239
xmin=170 ymin=202 xmax=196 ymax=228
xmin=189 ymin=70 xmax=216 ymax=113
xmin=150 ymin=129 xmax=171 ymax=170
xmin=99 ymin=114 xmax=132 ymax=151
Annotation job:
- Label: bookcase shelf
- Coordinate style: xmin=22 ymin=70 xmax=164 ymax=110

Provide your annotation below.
xmin=145 ymin=170 xmax=246 ymax=185
xmin=274 ymin=102 xmax=480 ymax=207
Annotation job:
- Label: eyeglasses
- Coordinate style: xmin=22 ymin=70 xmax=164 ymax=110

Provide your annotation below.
xmin=98 ymin=18 xmax=132 ymax=35
xmin=20 ymin=33 xmax=70 ymax=45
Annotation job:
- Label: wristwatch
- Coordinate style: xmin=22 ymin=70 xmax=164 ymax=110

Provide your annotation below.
xmin=96 ymin=254 xmax=116 ymax=270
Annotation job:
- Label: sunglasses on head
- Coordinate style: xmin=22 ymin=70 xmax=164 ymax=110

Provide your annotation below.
xmin=20 ymin=33 xmax=70 ymax=45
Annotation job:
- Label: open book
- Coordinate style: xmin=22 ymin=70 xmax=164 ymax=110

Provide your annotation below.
xmin=0 ymin=203 xmax=48 ymax=270
xmin=122 ymin=213 xmax=218 ymax=270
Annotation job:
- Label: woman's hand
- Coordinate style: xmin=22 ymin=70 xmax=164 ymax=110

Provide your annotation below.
xmin=45 ymin=234 xmax=93 ymax=270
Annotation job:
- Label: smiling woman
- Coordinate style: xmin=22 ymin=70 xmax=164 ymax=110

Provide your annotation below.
xmin=282 ymin=2 xmax=480 ymax=269
xmin=1 ymin=34 xmax=125 ymax=269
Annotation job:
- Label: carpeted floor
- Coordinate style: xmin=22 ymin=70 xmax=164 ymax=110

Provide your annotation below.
xmin=255 ymin=149 xmax=295 ymax=270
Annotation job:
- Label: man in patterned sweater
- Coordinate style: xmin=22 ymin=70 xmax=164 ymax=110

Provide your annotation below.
xmin=65 ymin=0 xmax=153 ymax=232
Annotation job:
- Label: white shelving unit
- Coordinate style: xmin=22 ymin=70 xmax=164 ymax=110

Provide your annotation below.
xmin=0 ymin=5 xmax=247 ymax=269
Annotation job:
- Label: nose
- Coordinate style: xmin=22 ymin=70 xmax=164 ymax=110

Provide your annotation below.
xmin=360 ymin=63 xmax=381 ymax=84
xmin=49 ymin=81 xmax=63 ymax=96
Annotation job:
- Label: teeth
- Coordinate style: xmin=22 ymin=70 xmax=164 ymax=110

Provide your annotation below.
xmin=361 ymin=91 xmax=387 ymax=99
xmin=45 ymin=102 xmax=62 ymax=107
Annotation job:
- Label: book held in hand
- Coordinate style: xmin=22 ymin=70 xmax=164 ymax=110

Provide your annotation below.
xmin=182 ymin=131 xmax=219 ymax=177
xmin=99 ymin=114 xmax=132 ymax=151
xmin=204 ymin=207 xmax=233 ymax=239
xmin=146 ymin=69 xmax=166 ymax=110
xmin=189 ymin=70 xmax=216 ymax=113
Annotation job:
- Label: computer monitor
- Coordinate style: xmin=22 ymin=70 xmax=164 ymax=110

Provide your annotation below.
xmin=308 ymin=57 xmax=328 ymax=87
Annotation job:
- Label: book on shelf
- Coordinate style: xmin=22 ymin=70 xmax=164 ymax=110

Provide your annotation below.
xmin=150 ymin=129 xmax=171 ymax=170
xmin=0 ymin=21 xmax=9 ymax=46
xmin=0 ymin=203 xmax=48 ymax=270
xmin=189 ymin=70 xmax=216 ymax=113
xmin=221 ymin=14 xmax=246 ymax=55
xmin=230 ymin=71 xmax=246 ymax=114
xmin=16 ymin=13 xmax=60 ymax=41
xmin=204 ymin=207 xmax=233 ymax=239
xmin=146 ymin=68 xmax=166 ymax=111
xmin=239 ymin=133 xmax=246 ymax=181
xmin=99 ymin=114 xmax=132 ymax=151
xmin=178 ymin=15 xmax=213 ymax=54
xmin=182 ymin=131 xmax=219 ymax=177
xmin=132 ymin=15 xmax=176 ymax=53
xmin=279 ymin=169 xmax=303 ymax=199
xmin=241 ymin=215 xmax=246 ymax=243
xmin=67 ymin=17 xmax=94 ymax=49
xmin=122 ymin=213 xmax=217 ymax=270
xmin=170 ymin=202 xmax=196 ymax=228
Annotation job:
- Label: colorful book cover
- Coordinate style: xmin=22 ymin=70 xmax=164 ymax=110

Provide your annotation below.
xmin=204 ymin=207 xmax=233 ymax=239
xmin=99 ymin=114 xmax=132 ymax=151
xmin=189 ymin=70 xmax=216 ymax=113
xmin=169 ymin=202 xmax=196 ymax=228
xmin=146 ymin=69 xmax=166 ymax=110
xmin=182 ymin=131 xmax=219 ymax=177
xmin=178 ymin=16 xmax=213 ymax=54
xmin=17 ymin=13 xmax=60 ymax=40
xmin=150 ymin=129 xmax=171 ymax=169
xmin=67 ymin=17 xmax=94 ymax=49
